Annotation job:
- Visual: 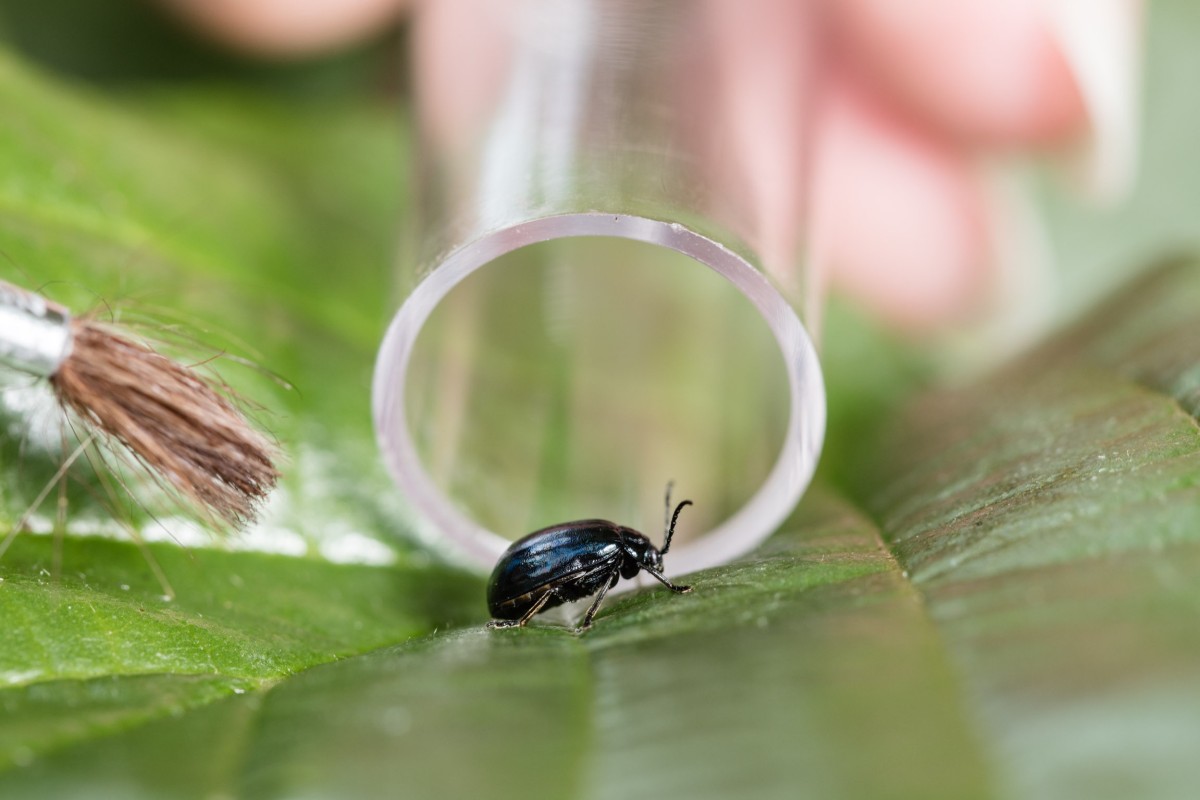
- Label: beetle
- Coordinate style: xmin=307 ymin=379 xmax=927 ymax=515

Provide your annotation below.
xmin=486 ymin=484 xmax=693 ymax=632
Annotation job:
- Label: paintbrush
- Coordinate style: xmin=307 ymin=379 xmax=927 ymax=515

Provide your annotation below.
xmin=0 ymin=279 xmax=279 ymax=528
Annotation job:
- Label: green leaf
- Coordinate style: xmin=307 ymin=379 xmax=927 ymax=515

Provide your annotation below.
xmin=1 ymin=2 xmax=1200 ymax=796
xmin=0 ymin=535 xmax=481 ymax=772
xmin=855 ymin=258 xmax=1200 ymax=799
xmin=3 ymin=253 xmax=1197 ymax=798
xmin=1 ymin=490 xmax=993 ymax=800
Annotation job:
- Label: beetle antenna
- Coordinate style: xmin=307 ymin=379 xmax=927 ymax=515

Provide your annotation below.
xmin=663 ymin=480 xmax=674 ymax=537
xmin=661 ymin=498 xmax=691 ymax=556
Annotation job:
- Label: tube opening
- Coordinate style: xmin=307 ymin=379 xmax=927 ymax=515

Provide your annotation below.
xmin=373 ymin=212 xmax=824 ymax=577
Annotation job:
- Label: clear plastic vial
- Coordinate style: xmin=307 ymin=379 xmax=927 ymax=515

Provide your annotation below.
xmin=373 ymin=0 xmax=824 ymax=578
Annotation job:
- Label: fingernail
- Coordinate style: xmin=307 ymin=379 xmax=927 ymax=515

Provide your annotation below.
xmin=1045 ymin=0 xmax=1144 ymax=201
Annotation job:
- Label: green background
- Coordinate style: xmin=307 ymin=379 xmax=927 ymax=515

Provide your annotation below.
xmin=0 ymin=2 xmax=1198 ymax=798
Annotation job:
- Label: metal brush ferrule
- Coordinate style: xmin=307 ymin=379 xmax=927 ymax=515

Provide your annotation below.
xmin=0 ymin=281 xmax=74 ymax=378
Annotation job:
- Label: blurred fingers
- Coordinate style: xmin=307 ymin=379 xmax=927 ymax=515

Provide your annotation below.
xmin=810 ymin=75 xmax=991 ymax=330
xmin=157 ymin=0 xmax=412 ymax=57
xmin=830 ymin=0 xmax=1088 ymax=147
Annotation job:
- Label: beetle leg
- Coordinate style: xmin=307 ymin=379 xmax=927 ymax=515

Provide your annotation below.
xmin=641 ymin=565 xmax=692 ymax=594
xmin=486 ymin=619 xmax=520 ymax=629
xmin=487 ymin=587 xmax=557 ymax=630
xmin=578 ymin=569 xmax=620 ymax=632
xmin=518 ymin=588 xmax=556 ymax=625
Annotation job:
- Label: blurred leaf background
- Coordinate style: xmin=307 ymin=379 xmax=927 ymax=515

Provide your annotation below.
xmin=0 ymin=1 xmax=1198 ymax=798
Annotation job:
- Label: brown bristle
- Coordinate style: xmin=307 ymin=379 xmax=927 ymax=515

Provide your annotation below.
xmin=48 ymin=320 xmax=279 ymax=528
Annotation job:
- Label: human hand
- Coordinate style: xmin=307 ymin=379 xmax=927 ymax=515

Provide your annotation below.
xmin=159 ymin=0 xmax=1140 ymax=331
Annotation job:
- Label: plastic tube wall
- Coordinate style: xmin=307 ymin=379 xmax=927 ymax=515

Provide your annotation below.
xmin=374 ymin=0 xmax=824 ymax=578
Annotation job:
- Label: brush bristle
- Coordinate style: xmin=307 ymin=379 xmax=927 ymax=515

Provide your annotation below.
xmin=49 ymin=320 xmax=279 ymax=528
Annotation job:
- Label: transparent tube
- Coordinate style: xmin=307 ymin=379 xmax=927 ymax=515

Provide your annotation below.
xmin=373 ymin=0 xmax=824 ymax=578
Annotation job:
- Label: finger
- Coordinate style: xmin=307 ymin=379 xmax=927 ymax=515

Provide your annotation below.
xmin=1046 ymin=0 xmax=1143 ymax=200
xmin=157 ymin=0 xmax=413 ymax=57
xmin=412 ymin=0 xmax=512 ymax=150
xmin=698 ymin=0 xmax=817 ymax=283
xmin=810 ymin=74 xmax=992 ymax=330
xmin=831 ymin=0 xmax=1088 ymax=147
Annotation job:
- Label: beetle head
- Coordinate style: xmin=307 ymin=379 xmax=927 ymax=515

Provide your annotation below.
xmin=619 ymin=529 xmax=662 ymax=577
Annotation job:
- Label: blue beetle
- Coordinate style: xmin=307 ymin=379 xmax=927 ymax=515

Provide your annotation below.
xmin=487 ymin=484 xmax=693 ymax=631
